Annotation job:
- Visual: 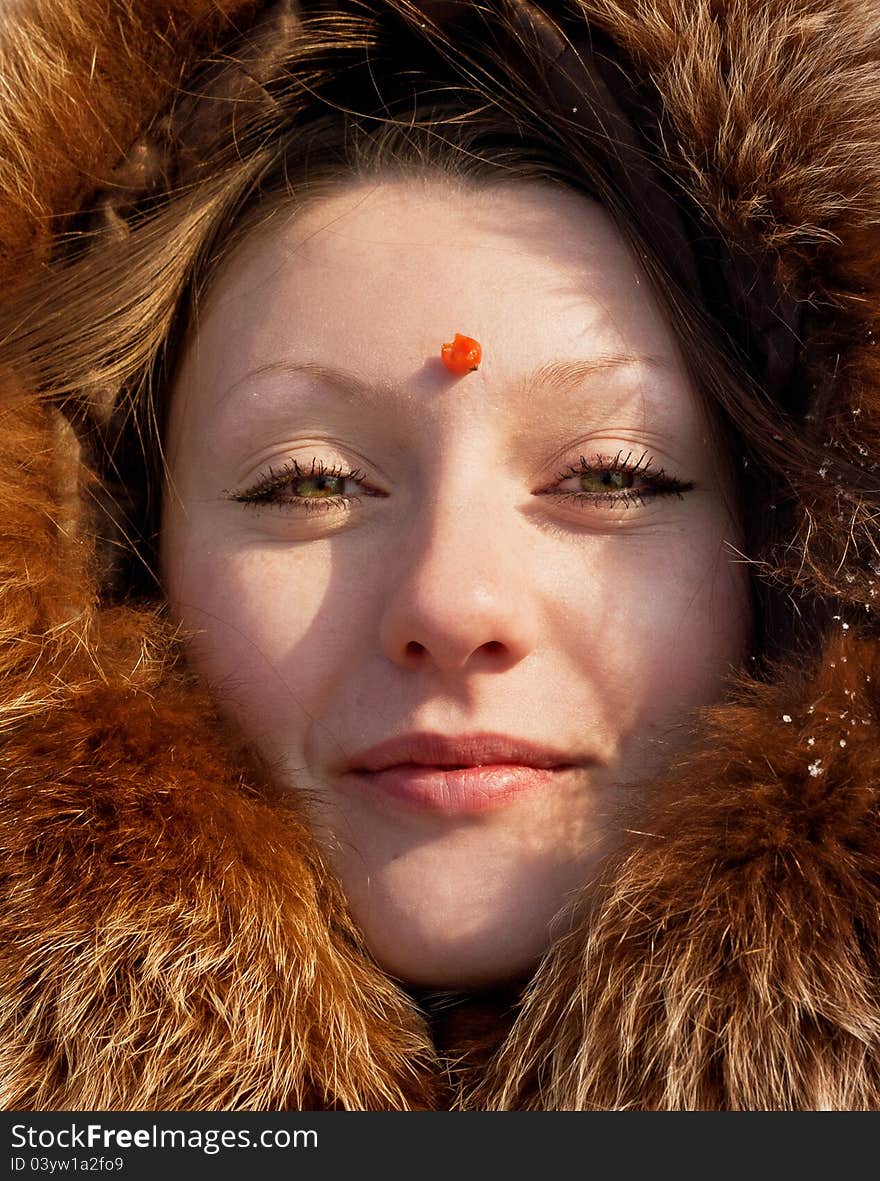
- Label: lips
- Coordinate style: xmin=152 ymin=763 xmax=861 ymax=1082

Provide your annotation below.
xmin=344 ymin=731 xmax=580 ymax=773
xmin=340 ymin=732 xmax=588 ymax=814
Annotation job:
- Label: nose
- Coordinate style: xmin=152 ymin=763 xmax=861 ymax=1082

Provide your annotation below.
xmin=378 ymin=494 xmax=539 ymax=674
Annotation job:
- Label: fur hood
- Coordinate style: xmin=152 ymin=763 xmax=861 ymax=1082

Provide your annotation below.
xmin=1 ymin=0 xmax=879 ymax=1110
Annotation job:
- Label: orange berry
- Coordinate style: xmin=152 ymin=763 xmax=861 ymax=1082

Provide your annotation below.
xmin=440 ymin=333 xmax=481 ymax=375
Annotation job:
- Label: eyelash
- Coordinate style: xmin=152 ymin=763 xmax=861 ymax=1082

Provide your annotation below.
xmin=548 ymin=449 xmax=694 ymax=509
xmin=229 ymin=457 xmax=370 ymax=515
xmin=229 ymin=450 xmax=694 ymax=515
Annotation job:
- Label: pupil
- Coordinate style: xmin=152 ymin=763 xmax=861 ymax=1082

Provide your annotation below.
xmin=303 ymin=476 xmax=337 ymax=495
xmin=583 ymin=470 xmax=629 ymax=491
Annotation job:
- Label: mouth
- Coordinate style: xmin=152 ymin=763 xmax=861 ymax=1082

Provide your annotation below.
xmin=339 ymin=731 xmax=592 ymax=814
xmin=347 ymin=761 xmax=581 ymax=814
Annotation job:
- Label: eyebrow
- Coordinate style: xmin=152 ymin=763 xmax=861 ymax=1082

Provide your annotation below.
xmin=519 ymin=353 xmax=674 ymax=395
xmin=218 ymin=351 xmax=674 ymax=409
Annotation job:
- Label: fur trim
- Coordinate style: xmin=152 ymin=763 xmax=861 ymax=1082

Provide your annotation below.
xmin=0 ymin=0 xmax=264 ymax=290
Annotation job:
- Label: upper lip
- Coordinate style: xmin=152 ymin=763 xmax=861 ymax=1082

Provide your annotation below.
xmin=344 ymin=732 xmax=583 ymax=773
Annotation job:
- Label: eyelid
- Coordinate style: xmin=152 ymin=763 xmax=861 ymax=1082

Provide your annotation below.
xmin=553 ymin=448 xmax=660 ymax=484
xmin=539 ymin=449 xmax=694 ymax=512
xmin=225 ymin=456 xmax=379 ymax=507
xmin=538 ymin=448 xmax=689 ymax=495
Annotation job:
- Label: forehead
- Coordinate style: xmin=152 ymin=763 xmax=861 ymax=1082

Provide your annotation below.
xmin=207 ymin=178 xmax=672 ymax=333
xmin=177 ymin=175 xmax=703 ymax=439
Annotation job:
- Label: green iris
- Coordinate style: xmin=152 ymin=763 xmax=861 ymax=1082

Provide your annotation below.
xmin=580 ymin=469 xmax=632 ymax=493
xmin=296 ymin=475 xmax=343 ymax=498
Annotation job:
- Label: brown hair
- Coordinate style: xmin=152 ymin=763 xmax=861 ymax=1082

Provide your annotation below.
xmin=0 ymin=0 xmax=852 ymax=670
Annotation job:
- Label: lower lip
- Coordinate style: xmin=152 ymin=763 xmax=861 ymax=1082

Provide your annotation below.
xmin=348 ymin=763 xmax=576 ymax=814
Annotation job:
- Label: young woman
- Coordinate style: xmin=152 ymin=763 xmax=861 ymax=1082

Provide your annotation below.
xmin=0 ymin=0 xmax=878 ymax=1110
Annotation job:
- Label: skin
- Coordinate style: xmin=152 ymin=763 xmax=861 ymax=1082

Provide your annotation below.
xmin=160 ymin=174 xmax=753 ymax=989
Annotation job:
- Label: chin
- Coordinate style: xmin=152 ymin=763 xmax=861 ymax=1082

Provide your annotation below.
xmin=365 ymin=932 xmax=546 ymax=992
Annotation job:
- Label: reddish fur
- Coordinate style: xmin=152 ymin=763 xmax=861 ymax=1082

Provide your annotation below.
xmin=0 ymin=0 xmax=264 ymax=288
xmin=0 ymin=0 xmax=879 ymax=1109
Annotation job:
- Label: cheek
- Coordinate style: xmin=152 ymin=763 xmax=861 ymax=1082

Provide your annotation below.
xmin=552 ymin=522 xmax=751 ymax=738
xmin=162 ymin=530 xmax=367 ymax=742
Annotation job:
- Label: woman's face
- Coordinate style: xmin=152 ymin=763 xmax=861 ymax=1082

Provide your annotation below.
xmin=161 ymin=176 xmax=752 ymax=988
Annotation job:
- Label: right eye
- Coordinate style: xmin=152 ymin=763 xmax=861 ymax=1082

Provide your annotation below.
xmin=228 ymin=457 xmax=376 ymax=514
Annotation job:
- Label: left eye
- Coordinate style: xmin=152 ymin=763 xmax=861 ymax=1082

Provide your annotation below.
xmin=541 ymin=450 xmax=694 ymax=511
